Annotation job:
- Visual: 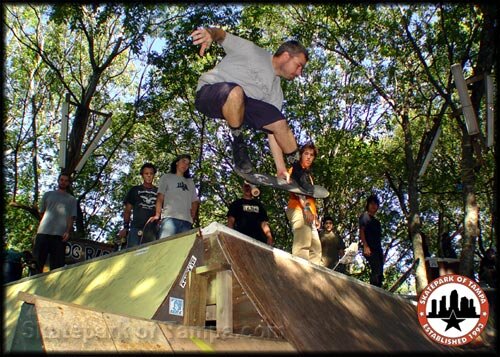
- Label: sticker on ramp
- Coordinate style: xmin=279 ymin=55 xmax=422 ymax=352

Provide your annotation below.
xmin=169 ymin=297 xmax=184 ymax=316
xmin=179 ymin=255 xmax=197 ymax=288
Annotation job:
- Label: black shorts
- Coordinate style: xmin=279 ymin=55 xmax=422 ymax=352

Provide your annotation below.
xmin=195 ymin=82 xmax=284 ymax=132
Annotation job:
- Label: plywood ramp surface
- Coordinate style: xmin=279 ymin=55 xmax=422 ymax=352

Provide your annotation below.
xmin=4 ymin=232 xmax=198 ymax=352
xmin=217 ymin=232 xmax=451 ymax=353
xmin=11 ymin=293 xmax=294 ymax=353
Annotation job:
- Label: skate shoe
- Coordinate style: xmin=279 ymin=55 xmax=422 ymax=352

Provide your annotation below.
xmin=232 ymin=136 xmax=253 ymax=174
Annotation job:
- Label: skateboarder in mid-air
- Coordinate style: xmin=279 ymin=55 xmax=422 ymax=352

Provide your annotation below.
xmin=191 ymin=27 xmax=314 ymax=195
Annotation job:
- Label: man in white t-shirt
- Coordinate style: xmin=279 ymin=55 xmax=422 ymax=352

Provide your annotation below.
xmin=191 ymin=27 xmax=314 ymax=195
xmin=33 ymin=173 xmax=77 ymax=273
xmin=148 ymin=154 xmax=199 ymax=239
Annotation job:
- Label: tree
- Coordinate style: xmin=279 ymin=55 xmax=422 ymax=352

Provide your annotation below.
xmin=4 ymin=4 xmax=162 ymax=239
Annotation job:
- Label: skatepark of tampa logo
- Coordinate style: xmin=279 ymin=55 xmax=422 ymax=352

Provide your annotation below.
xmin=417 ymin=274 xmax=489 ymax=346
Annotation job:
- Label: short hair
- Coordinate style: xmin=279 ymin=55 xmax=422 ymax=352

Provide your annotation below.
xmin=300 ymin=141 xmax=318 ymax=157
xmin=170 ymin=154 xmax=192 ymax=178
xmin=140 ymin=162 xmax=157 ymax=175
xmin=323 ymin=216 xmax=334 ymax=224
xmin=274 ymin=40 xmax=309 ymax=61
xmin=58 ymin=172 xmax=71 ymax=181
xmin=365 ymin=194 xmax=380 ymax=210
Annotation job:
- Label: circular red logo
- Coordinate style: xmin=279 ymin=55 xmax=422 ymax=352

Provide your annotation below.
xmin=417 ymin=274 xmax=489 ymax=346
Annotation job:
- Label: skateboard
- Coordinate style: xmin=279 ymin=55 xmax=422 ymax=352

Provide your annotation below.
xmin=235 ymin=169 xmax=329 ymax=199
xmin=139 ymin=221 xmax=158 ymax=244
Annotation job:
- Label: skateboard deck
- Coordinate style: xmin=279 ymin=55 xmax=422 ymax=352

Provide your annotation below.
xmin=139 ymin=221 xmax=158 ymax=244
xmin=235 ymin=169 xmax=329 ymax=199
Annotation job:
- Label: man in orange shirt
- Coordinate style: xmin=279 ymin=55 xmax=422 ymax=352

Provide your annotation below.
xmin=286 ymin=142 xmax=321 ymax=264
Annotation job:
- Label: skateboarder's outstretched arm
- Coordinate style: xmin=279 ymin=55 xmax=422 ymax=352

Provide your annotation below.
xmin=190 ymin=27 xmax=226 ymax=57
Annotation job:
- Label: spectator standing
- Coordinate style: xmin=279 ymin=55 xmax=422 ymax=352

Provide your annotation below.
xmin=286 ymin=142 xmax=321 ymax=264
xmin=227 ymin=181 xmax=274 ymax=245
xmin=359 ymin=194 xmax=384 ymax=287
xmin=149 ymin=154 xmax=200 ymax=239
xmin=479 ymin=248 xmax=496 ymax=288
xmin=320 ymin=216 xmax=345 ymax=271
xmin=32 ymin=173 xmax=77 ymax=273
xmin=118 ymin=163 xmax=158 ymax=248
xmin=440 ymin=232 xmax=457 ymax=259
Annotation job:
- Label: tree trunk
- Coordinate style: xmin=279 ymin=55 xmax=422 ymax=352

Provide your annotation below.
xmin=459 ymin=131 xmax=479 ymax=278
xmin=401 ymin=112 xmax=428 ymax=294
xmin=409 ymin=194 xmax=428 ymax=294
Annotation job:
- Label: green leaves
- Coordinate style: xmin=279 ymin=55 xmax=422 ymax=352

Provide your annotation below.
xmin=4 ymin=4 xmax=493 ymax=292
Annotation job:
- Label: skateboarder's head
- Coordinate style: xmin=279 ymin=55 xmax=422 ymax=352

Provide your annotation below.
xmin=274 ymin=40 xmax=309 ymax=62
xmin=274 ymin=40 xmax=309 ymax=80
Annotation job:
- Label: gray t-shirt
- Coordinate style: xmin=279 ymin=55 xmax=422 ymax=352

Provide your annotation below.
xmin=196 ymin=33 xmax=284 ymax=110
xmin=37 ymin=190 xmax=78 ymax=236
xmin=157 ymin=173 xmax=199 ymax=224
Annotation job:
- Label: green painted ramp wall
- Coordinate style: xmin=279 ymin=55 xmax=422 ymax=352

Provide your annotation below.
xmin=4 ymin=232 xmax=197 ymax=351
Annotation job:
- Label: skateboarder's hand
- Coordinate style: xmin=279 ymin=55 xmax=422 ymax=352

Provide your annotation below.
xmin=190 ymin=28 xmax=212 ymax=57
xmin=363 ymin=245 xmax=372 ymax=257
xmin=277 ymin=169 xmax=290 ymax=183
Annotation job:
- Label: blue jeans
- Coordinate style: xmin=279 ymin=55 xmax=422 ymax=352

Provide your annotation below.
xmin=158 ymin=218 xmax=192 ymax=239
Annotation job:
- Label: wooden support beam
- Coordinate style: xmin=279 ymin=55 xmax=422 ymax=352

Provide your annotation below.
xmin=194 ymin=263 xmax=231 ymax=276
xmin=184 ymin=272 xmax=208 ymax=327
xmin=388 ymin=258 xmax=419 ymax=293
xmin=205 ymin=305 xmax=216 ymax=322
xmin=216 ymin=270 xmax=233 ymax=335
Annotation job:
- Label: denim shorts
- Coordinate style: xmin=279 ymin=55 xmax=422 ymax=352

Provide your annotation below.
xmin=195 ymin=82 xmax=284 ymax=132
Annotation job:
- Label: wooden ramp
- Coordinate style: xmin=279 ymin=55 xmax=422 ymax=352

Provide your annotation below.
xmin=4 ymin=222 xmax=470 ymax=352
xmin=4 ymin=231 xmax=202 ymax=352
xmin=202 ymin=222 xmax=452 ymax=353
xmin=10 ymin=292 xmax=294 ymax=353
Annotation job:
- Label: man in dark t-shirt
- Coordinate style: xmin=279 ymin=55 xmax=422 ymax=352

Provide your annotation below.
xmin=227 ymin=182 xmax=273 ymax=245
xmin=118 ymin=163 xmax=158 ymax=248
xmin=359 ymin=194 xmax=383 ymax=287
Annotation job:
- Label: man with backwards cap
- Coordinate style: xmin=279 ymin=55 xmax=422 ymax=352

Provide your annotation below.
xmin=148 ymin=154 xmax=200 ymax=239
